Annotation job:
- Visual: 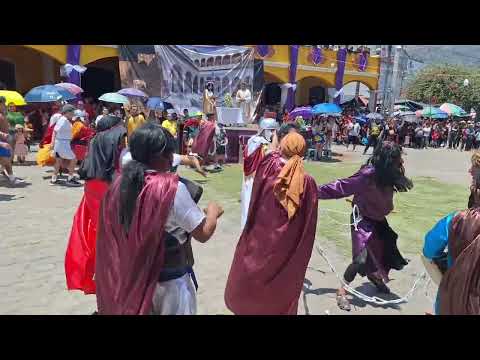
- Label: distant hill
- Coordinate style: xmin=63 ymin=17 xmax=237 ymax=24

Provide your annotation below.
xmin=405 ymin=46 xmax=480 ymax=67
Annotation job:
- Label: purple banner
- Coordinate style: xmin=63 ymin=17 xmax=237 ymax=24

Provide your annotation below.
xmin=66 ymin=45 xmax=81 ymax=86
xmin=334 ymin=48 xmax=347 ymax=104
xmin=256 ymin=45 xmax=270 ymax=58
xmin=358 ymin=51 xmax=368 ymax=72
xmin=285 ymin=45 xmax=299 ymax=112
xmin=312 ymin=46 xmax=323 ymax=65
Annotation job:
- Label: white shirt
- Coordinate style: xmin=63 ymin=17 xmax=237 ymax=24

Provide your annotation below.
xmin=164 ymin=182 xmax=205 ymax=243
xmin=53 ymin=116 xmax=72 ymax=140
xmin=349 ymin=123 xmax=360 ymax=137
xmin=49 ymin=113 xmax=62 ymax=127
xmin=423 ymin=126 xmax=431 ymax=137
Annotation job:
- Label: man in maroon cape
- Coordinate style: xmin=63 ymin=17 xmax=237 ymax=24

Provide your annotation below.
xmin=225 ymin=132 xmax=318 ymax=315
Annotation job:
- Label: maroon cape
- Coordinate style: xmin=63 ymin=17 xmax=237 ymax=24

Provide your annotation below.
xmin=95 ymin=172 xmax=178 ymax=315
xmin=439 ymin=208 xmax=480 ymax=315
xmin=243 ymin=145 xmax=264 ymax=177
xmin=65 ymin=179 xmax=109 ymax=294
xmin=225 ymin=152 xmax=318 ymax=315
xmin=191 ymin=121 xmax=215 ymax=158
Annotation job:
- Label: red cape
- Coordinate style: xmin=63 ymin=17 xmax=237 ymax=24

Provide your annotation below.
xmin=191 ymin=121 xmax=215 ymax=158
xmin=65 ymin=179 xmax=109 ymax=294
xmin=95 ymin=172 xmax=178 ymax=315
xmin=225 ymin=152 xmax=318 ymax=315
xmin=40 ymin=125 xmax=54 ymax=148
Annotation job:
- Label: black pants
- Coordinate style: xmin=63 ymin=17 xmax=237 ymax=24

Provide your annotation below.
xmin=415 ymin=136 xmax=423 ymax=149
xmin=363 ymin=135 xmax=378 ymax=154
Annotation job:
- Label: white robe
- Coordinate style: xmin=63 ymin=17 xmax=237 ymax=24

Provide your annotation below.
xmin=240 ymin=135 xmax=269 ymax=231
xmin=236 ymin=89 xmax=252 ymax=123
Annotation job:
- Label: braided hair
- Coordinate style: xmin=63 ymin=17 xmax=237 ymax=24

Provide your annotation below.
xmin=119 ymin=122 xmax=176 ymax=232
xmin=366 ymin=141 xmax=413 ymax=192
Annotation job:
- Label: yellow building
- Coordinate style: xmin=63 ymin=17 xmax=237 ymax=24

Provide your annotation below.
xmin=0 ymin=45 xmax=120 ymax=97
xmin=247 ymin=45 xmax=380 ymax=106
xmin=0 ymin=45 xmax=379 ymax=106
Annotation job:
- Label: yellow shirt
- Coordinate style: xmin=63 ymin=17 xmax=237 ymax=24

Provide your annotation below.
xmin=127 ymin=114 xmax=146 ymax=138
xmin=162 ymin=119 xmax=178 ymax=137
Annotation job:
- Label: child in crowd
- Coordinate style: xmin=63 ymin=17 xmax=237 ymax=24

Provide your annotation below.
xmin=14 ymin=124 xmax=29 ymax=164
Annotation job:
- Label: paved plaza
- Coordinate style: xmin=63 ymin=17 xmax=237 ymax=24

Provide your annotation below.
xmin=0 ymin=145 xmax=472 ymax=315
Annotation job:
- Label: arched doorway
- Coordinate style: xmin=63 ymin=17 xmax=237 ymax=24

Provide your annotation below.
xmin=82 ymin=57 xmax=120 ymax=100
xmin=0 ymin=60 xmax=15 ymax=89
xmin=264 ymin=83 xmax=281 ymax=106
xmin=296 ymin=76 xmax=332 ymax=106
xmin=309 ymin=86 xmax=326 ymax=105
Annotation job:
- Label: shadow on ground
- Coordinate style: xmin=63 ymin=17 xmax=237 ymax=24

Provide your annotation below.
xmin=13 ymin=161 xmax=37 ymax=167
xmin=0 ymin=180 xmax=32 ymax=189
xmin=302 ymin=277 xmax=402 ymax=313
xmin=0 ymin=194 xmax=22 ymax=202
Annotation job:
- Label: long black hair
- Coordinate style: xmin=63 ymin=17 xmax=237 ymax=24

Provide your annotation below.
xmin=366 ymin=141 xmax=413 ymax=192
xmin=119 ymin=122 xmax=176 ymax=232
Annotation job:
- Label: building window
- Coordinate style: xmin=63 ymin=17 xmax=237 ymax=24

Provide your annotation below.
xmin=222 ymin=55 xmax=231 ymax=65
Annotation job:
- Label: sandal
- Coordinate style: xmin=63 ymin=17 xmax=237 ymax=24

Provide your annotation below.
xmin=367 ymin=275 xmax=391 ymax=294
xmin=336 ymin=294 xmax=351 ymax=312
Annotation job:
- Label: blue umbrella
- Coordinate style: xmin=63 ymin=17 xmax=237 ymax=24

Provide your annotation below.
xmin=25 ymin=85 xmax=76 ymax=103
xmin=312 ymin=103 xmax=342 ymax=115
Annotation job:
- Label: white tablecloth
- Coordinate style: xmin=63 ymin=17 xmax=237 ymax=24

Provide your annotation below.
xmin=216 ymin=107 xmax=243 ymax=125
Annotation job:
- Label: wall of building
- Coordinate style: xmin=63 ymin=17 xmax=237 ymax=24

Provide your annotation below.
xmin=0 ymin=45 xmax=62 ymax=93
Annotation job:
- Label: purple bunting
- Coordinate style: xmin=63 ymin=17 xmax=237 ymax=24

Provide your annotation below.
xmin=311 ymin=47 xmax=323 ymax=65
xmin=256 ymin=45 xmax=270 ymax=58
xmin=358 ymin=51 xmax=368 ymax=72
xmin=334 ymin=48 xmax=347 ymax=104
xmin=66 ymin=45 xmax=82 ymax=87
xmin=285 ymin=45 xmax=299 ymax=112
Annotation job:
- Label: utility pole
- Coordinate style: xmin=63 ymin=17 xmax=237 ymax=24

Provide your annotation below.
xmin=391 ymin=45 xmax=406 ymax=113
xmin=381 ymin=45 xmax=393 ymax=115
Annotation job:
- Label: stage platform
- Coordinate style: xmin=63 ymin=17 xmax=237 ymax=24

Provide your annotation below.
xmin=224 ymin=126 xmax=258 ymax=163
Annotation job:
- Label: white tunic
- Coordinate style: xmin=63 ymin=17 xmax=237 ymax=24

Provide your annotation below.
xmin=240 ymin=135 xmax=268 ymax=231
xmin=236 ymin=89 xmax=252 ymax=123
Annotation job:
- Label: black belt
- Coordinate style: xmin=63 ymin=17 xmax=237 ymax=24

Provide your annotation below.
xmin=159 ymin=266 xmax=198 ymax=290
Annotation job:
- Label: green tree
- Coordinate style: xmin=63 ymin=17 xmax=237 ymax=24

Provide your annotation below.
xmin=405 ymin=64 xmax=480 ymax=113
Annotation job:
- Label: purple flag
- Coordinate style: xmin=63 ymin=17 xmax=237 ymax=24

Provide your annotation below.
xmin=66 ymin=45 xmax=82 ymax=86
xmin=358 ymin=51 xmax=368 ymax=72
xmin=334 ymin=48 xmax=347 ymax=104
xmin=285 ymin=45 xmax=299 ymax=112
xmin=311 ymin=47 xmax=323 ymax=65
xmin=256 ymin=45 xmax=270 ymax=58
